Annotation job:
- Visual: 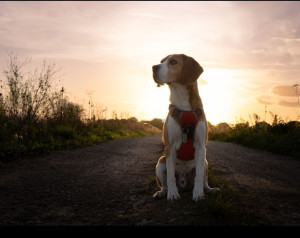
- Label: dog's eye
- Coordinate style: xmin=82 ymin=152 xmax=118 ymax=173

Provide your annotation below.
xmin=169 ymin=59 xmax=177 ymax=65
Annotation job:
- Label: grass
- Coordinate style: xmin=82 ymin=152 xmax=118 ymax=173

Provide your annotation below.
xmin=0 ymin=117 xmax=161 ymax=161
xmin=196 ymin=167 xmax=258 ymax=225
xmin=209 ymin=118 xmax=300 ymax=159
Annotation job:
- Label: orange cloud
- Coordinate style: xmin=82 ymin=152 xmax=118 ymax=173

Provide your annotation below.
xmin=272 ymin=85 xmax=297 ymax=97
xmin=256 ymin=96 xmax=274 ymax=105
xmin=278 ymin=100 xmax=299 ymax=108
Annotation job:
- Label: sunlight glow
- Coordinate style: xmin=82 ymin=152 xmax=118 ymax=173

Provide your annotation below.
xmin=1 ymin=1 xmax=299 ymax=124
xmin=134 ymin=81 xmax=170 ymax=121
xmin=199 ymin=68 xmax=243 ymax=124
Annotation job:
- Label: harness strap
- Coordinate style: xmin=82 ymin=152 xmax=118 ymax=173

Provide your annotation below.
xmin=169 ymin=104 xmax=202 ymax=123
xmin=168 ymin=104 xmax=202 ymax=161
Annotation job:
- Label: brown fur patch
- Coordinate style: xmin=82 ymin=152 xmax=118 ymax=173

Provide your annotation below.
xmin=187 ymin=82 xmax=209 ymax=144
xmin=177 ymin=55 xmax=203 ymax=85
xmin=187 ymin=82 xmax=202 ymax=111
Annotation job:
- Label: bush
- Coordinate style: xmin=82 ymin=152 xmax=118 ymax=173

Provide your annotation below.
xmin=209 ymin=119 xmax=300 ymax=158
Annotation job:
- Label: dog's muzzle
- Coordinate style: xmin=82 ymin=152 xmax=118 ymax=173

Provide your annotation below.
xmin=152 ymin=64 xmax=162 ymax=87
xmin=152 ymin=64 xmax=160 ymax=72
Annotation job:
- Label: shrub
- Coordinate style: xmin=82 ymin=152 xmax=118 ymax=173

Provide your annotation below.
xmin=209 ymin=118 xmax=300 ymax=158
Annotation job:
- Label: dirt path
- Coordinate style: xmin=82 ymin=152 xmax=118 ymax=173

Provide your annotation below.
xmin=0 ymin=134 xmax=299 ymax=226
xmin=206 ymin=141 xmax=300 ymax=226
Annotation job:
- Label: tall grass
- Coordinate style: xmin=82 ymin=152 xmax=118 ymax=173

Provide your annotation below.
xmin=0 ymin=116 xmax=161 ymax=160
xmin=209 ymin=114 xmax=300 ymax=158
xmin=0 ymin=54 xmax=160 ymax=161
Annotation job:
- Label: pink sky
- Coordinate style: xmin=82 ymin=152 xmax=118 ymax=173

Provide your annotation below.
xmin=0 ymin=1 xmax=299 ymax=124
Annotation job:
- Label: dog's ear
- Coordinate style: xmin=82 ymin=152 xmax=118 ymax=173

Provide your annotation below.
xmin=160 ymin=55 xmax=170 ymax=63
xmin=177 ymin=54 xmax=203 ymax=85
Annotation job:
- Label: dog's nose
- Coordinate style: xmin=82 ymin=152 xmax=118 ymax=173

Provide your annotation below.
xmin=152 ymin=65 xmax=160 ymax=71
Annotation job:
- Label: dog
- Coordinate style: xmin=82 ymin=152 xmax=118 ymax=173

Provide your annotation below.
xmin=152 ymin=54 xmax=219 ymax=201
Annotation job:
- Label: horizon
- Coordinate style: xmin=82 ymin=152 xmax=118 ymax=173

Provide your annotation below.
xmin=0 ymin=1 xmax=299 ymax=125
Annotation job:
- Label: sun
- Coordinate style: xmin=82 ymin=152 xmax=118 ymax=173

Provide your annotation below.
xmin=134 ymin=82 xmax=170 ymax=121
xmin=199 ymin=68 xmax=240 ymax=125
xmin=134 ymin=68 xmax=240 ymax=125
xmin=200 ymin=86 xmax=236 ymax=125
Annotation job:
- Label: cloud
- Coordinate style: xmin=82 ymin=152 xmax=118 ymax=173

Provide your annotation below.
xmin=272 ymin=85 xmax=298 ymax=97
xmin=278 ymin=100 xmax=299 ymax=108
xmin=271 ymin=37 xmax=300 ymax=43
xmin=256 ymin=96 xmax=274 ymax=105
xmin=126 ymin=12 xmax=172 ymax=21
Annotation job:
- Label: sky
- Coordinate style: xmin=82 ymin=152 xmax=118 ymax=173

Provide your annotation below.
xmin=0 ymin=1 xmax=300 ymax=125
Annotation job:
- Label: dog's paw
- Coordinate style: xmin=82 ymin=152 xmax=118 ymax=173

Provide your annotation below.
xmin=193 ymin=187 xmax=204 ymax=201
xmin=211 ymin=187 xmax=220 ymax=193
xmin=204 ymin=186 xmax=220 ymax=194
xmin=153 ymin=189 xmax=167 ymax=199
xmin=167 ymin=186 xmax=180 ymax=201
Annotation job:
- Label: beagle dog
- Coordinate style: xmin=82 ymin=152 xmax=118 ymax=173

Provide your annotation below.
xmin=152 ymin=54 xmax=219 ymax=201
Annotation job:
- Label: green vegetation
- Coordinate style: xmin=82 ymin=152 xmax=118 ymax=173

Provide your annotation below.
xmin=209 ymin=114 xmax=300 ymax=158
xmin=0 ymin=55 xmax=160 ymax=161
xmin=142 ymin=118 xmax=164 ymax=130
xmin=0 ymin=116 xmax=161 ymax=161
xmin=144 ymin=113 xmax=300 ymax=159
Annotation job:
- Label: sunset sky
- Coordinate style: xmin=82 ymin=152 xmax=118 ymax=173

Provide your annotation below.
xmin=0 ymin=1 xmax=299 ymax=125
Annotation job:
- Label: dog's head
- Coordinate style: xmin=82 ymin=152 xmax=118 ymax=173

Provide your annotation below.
xmin=152 ymin=54 xmax=203 ymax=87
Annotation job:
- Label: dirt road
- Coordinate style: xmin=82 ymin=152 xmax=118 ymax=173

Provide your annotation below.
xmin=0 ymin=134 xmax=299 ymax=225
xmin=206 ymin=141 xmax=300 ymax=226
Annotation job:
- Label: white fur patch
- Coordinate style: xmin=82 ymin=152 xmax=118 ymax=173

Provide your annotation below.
xmin=156 ymin=60 xmax=170 ymax=84
xmin=169 ymin=83 xmax=192 ymax=111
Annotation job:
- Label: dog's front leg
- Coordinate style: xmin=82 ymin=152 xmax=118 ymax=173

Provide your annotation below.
xmin=193 ymin=134 xmax=206 ymax=201
xmin=193 ymin=121 xmax=207 ymax=201
xmin=193 ymin=144 xmax=206 ymax=201
xmin=166 ymin=145 xmax=180 ymax=200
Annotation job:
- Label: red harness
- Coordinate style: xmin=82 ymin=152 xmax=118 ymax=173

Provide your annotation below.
xmin=169 ymin=105 xmax=202 ymax=161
